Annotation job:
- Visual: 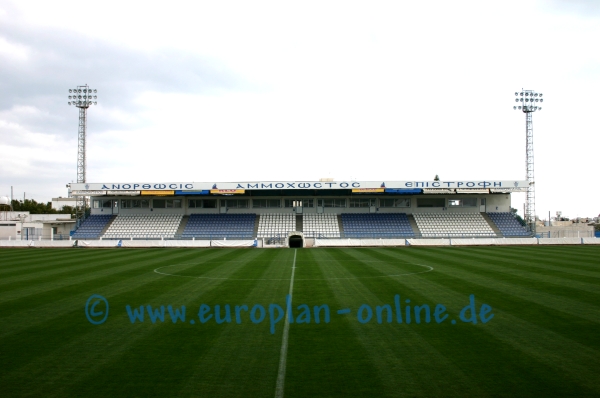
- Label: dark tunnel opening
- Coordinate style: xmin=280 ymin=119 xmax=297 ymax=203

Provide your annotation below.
xmin=289 ymin=235 xmax=303 ymax=248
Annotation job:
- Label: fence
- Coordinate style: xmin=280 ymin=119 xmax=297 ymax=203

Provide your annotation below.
xmin=537 ymin=230 xmax=594 ymax=238
xmin=3 ymin=236 xmax=600 ymax=248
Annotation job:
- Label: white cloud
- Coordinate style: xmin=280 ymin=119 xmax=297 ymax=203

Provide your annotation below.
xmin=0 ymin=120 xmax=72 ymax=180
xmin=0 ymin=36 xmax=29 ymax=62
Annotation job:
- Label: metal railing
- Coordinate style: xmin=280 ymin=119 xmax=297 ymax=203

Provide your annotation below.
xmin=3 ymin=231 xmax=539 ymax=242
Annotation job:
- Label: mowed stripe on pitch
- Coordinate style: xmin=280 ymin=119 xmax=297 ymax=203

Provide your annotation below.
xmin=370 ymin=247 xmax=600 ymax=394
xmin=284 ymin=247 xmax=600 ymax=397
xmin=0 ymin=247 xmax=599 ymax=397
xmin=0 ymin=248 xmax=265 ymax=365
xmin=0 ymin=249 xmax=287 ymax=397
xmin=318 ymin=248 xmax=490 ymax=397
xmin=284 ymin=249 xmax=387 ymax=398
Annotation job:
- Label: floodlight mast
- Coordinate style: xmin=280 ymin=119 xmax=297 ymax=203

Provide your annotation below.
xmin=513 ymin=89 xmax=543 ymax=236
xmin=67 ymin=85 xmax=98 ymax=226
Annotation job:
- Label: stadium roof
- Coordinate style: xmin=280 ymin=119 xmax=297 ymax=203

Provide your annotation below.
xmin=70 ymin=180 xmax=529 ymax=196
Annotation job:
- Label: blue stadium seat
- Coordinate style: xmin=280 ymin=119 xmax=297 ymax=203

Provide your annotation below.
xmin=341 ymin=213 xmax=414 ymax=238
xmin=182 ymin=214 xmax=256 ymax=239
xmin=72 ymin=214 xmax=113 ymax=239
xmin=487 ymin=212 xmax=530 ymax=236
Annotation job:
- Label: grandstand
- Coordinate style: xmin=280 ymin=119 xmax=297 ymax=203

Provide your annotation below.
xmin=257 ymin=213 xmax=295 ymax=238
xmin=71 ymin=214 xmax=112 ymax=239
xmin=183 ymin=214 xmax=256 ymax=239
xmin=413 ymin=213 xmax=495 ymax=237
xmin=102 ymin=214 xmax=183 ymax=239
xmin=64 ymin=179 xmax=533 ymax=246
xmin=303 ymin=214 xmax=340 ymax=238
xmin=487 ymin=212 xmax=529 ymax=236
xmin=341 ymin=213 xmax=414 ymax=238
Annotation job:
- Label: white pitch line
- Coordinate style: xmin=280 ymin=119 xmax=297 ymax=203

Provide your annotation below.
xmin=154 ymin=263 xmax=433 ymax=281
xmin=275 ymin=249 xmax=296 ymax=398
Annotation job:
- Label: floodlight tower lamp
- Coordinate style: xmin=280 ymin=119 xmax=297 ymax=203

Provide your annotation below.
xmin=67 ymin=85 xmax=98 ymax=226
xmin=513 ymin=89 xmax=543 ymax=236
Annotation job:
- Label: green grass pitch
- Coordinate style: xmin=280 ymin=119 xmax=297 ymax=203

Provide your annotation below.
xmin=1 ymin=246 xmax=599 ymax=397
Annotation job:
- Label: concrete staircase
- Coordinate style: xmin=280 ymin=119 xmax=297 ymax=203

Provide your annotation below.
xmin=337 ymin=215 xmax=345 ymax=237
xmin=99 ymin=215 xmax=117 ymax=237
xmin=481 ymin=213 xmax=502 ymax=237
xmin=407 ymin=214 xmax=420 ymax=237
xmin=175 ymin=215 xmax=189 ymax=237
xmin=253 ymin=215 xmax=260 ymax=238
xmin=296 ymin=214 xmax=303 ymax=232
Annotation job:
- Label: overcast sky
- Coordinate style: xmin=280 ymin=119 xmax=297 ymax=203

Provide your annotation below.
xmin=1 ymin=0 xmax=599 ymax=219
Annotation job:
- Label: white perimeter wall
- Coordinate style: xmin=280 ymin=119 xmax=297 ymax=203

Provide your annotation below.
xmin=2 ymin=237 xmax=599 ymax=247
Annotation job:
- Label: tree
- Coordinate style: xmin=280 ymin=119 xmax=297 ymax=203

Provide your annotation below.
xmin=59 ymin=206 xmax=76 ymax=216
xmin=11 ymin=199 xmax=84 ymax=216
xmin=510 ymin=207 xmax=526 ymax=226
xmin=10 ymin=199 xmax=78 ymax=215
xmin=11 ymin=199 xmax=55 ymax=214
xmin=434 ymin=175 xmax=440 ymax=181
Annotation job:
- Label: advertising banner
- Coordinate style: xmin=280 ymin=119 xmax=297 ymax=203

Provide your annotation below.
xmin=71 ymin=180 xmax=530 ymax=192
xmin=141 ymin=190 xmax=175 ymax=196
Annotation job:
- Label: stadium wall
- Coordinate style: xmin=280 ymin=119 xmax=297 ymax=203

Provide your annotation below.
xmin=90 ymin=193 xmax=513 ymax=216
xmin=3 ymin=237 xmax=600 ymax=248
xmin=536 ymin=225 xmax=594 ymax=238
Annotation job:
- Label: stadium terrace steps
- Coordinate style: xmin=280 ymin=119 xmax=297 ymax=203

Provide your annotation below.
xmin=407 ymin=214 xmax=420 ymax=236
xmin=101 ymin=215 xmax=117 ymax=236
xmin=481 ymin=213 xmax=502 ymax=236
xmin=296 ymin=214 xmax=303 ymax=232
xmin=182 ymin=214 xmax=256 ymax=239
xmin=303 ymin=214 xmax=340 ymax=238
xmin=253 ymin=216 xmax=260 ymax=237
xmin=412 ymin=213 xmax=496 ymax=237
xmin=74 ymin=212 xmax=528 ymax=241
xmin=102 ymin=214 xmax=183 ymax=239
xmin=176 ymin=216 xmax=189 ymax=236
xmin=341 ymin=213 xmax=415 ymax=238
xmin=486 ymin=212 xmax=530 ymax=237
xmin=337 ymin=215 xmax=344 ymax=236
xmin=72 ymin=214 xmax=114 ymax=239
xmin=257 ymin=213 xmax=296 ymax=238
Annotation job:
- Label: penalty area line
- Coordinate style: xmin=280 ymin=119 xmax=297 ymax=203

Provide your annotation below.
xmin=275 ymin=248 xmax=296 ymax=398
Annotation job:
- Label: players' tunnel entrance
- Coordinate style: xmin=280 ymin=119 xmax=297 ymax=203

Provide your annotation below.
xmin=289 ymin=234 xmax=304 ymax=248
